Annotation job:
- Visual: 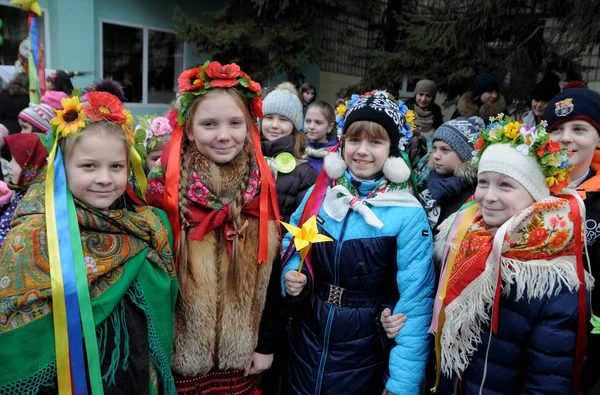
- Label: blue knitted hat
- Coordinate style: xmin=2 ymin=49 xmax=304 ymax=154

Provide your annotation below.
xmin=544 ymin=88 xmax=600 ymax=133
xmin=433 ymin=116 xmax=484 ymax=162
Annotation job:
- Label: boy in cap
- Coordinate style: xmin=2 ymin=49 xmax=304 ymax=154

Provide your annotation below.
xmin=545 ymin=87 xmax=600 ymax=392
xmin=419 ymin=117 xmax=483 ymax=233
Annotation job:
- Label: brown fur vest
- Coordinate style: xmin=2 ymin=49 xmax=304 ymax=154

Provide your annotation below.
xmin=171 ymin=151 xmax=280 ymax=377
xmin=456 ymin=91 xmax=507 ymax=122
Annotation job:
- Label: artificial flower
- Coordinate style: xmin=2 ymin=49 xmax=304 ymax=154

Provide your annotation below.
xmin=504 ymin=122 xmax=521 ymax=140
xmin=206 ymin=62 xmax=241 ymax=87
xmin=123 ymin=109 xmax=133 ymax=126
xmin=83 ymin=92 xmax=126 ymax=123
xmin=249 ymin=80 xmax=262 ymax=93
xmin=405 ymin=109 xmax=415 ymax=124
xmin=150 ymin=117 xmax=172 ymax=137
xmin=178 ymin=68 xmax=205 ymax=92
xmin=51 ymin=96 xmax=86 ymax=136
xmin=475 ymin=136 xmax=485 ymax=151
xmin=336 ymin=103 xmax=347 ymax=117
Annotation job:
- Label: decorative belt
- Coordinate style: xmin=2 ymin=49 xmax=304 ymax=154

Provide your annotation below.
xmin=317 ymin=283 xmax=383 ymax=308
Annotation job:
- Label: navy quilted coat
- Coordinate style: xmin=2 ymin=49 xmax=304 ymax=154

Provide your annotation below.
xmin=280 ymin=173 xmax=435 ymax=395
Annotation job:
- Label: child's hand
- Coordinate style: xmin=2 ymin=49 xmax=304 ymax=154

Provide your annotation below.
xmin=284 ymin=270 xmax=307 ymax=296
xmin=244 ymin=352 xmax=273 ymax=376
xmin=380 ymin=308 xmax=407 ymax=339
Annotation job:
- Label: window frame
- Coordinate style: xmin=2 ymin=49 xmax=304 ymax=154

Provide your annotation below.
xmin=0 ymin=0 xmax=51 ymax=69
xmin=99 ymin=19 xmax=185 ymax=106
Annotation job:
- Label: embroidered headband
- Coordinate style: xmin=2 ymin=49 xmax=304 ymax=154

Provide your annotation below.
xmin=472 ymin=114 xmax=572 ymax=196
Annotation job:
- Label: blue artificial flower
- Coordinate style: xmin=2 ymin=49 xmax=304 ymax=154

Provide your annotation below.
xmin=336 ymin=115 xmax=345 ymax=130
xmin=398 ymin=101 xmax=409 ymax=114
xmin=347 ymin=94 xmax=360 ymax=110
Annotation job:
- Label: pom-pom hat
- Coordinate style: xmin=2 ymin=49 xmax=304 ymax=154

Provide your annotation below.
xmin=325 ymin=91 xmax=416 ymax=183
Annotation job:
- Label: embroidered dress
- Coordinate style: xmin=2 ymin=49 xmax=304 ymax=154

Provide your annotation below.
xmin=0 ymin=175 xmax=177 ymax=394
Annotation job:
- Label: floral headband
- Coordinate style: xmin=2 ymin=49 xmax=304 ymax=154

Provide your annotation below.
xmin=177 ymin=60 xmax=263 ymax=125
xmin=134 ymin=115 xmax=172 ymax=156
xmin=472 ymin=114 xmax=571 ymax=194
xmin=334 ymin=90 xmax=416 ymax=151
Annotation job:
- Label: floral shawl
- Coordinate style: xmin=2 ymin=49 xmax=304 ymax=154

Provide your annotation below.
xmin=0 ymin=173 xmax=177 ymax=393
xmin=433 ymin=197 xmax=592 ymax=378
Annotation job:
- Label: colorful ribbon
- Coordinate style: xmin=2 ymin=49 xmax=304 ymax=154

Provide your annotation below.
xmin=130 ymin=145 xmax=147 ymax=201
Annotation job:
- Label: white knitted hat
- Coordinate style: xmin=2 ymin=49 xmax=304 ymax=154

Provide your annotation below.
xmin=262 ymin=88 xmax=303 ymax=131
xmin=477 ymin=143 xmax=550 ymax=201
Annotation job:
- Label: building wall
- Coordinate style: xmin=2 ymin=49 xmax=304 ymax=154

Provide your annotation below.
xmin=318 ymin=71 xmax=362 ymax=106
xmin=4 ymin=0 xmax=220 ymax=116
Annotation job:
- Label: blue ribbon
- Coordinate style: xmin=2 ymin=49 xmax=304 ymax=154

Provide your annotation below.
xmin=54 ymin=149 xmax=89 ymax=394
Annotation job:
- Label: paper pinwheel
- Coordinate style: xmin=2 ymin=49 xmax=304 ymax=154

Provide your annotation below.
xmin=281 ymin=215 xmax=333 ymax=277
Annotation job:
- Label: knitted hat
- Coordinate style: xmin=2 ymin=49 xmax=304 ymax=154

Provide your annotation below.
xmin=262 ymin=87 xmax=303 ymax=131
xmin=473 ymin=115 xmax=571 ymax=200
xmin=531 ymin=72 xmax=560 ymax=102
xmin=472 ymin=74 xmax=499 ymax=98
xmin=342 ymin=92 xmax=410 ymax=157
xmin=325 ymin=91 xmax=415 ymax=184
xmin=478 ymin=143 xmax=549 ymax=201
xmin=544 ymin=88 xmax=600 ymax=133
xmin=18 ymin=103 xmax=55 ymax=133
xmin=41 ymin=90 xmax=68 ymax=110
xmin=415 ymin=79 xmax=438 ymax=97
xmin=433 ymin=116 xmax=484 ymax=162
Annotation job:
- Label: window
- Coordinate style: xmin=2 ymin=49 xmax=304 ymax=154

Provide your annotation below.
xmin=0 ymin=4 xmax=46 ymax=68
xmin=101 ymin=21 xmax=183 ymax=104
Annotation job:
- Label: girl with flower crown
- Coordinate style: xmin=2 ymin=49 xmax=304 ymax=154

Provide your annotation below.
xmin=426 ymin=116 xmax=592 ymax=394
xmin=0 ymin=92 xmax=177 ymax=394
xmin=281 ymin=91 xmax=435 ymax=395
xmin=135 ymin=115 xmax=173 ymax=172
xmin=146 ymin=61 xmax=281 ymax=394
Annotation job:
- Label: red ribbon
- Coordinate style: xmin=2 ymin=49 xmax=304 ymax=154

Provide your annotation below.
xmin=563 ymin=194 xmax=587 ymax=395
xmin=163 ymin=125 xmax=184 ymax=268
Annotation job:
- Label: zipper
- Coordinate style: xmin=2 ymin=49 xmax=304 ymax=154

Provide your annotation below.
xmin=314 ymin=214 xmax=351 ymax=395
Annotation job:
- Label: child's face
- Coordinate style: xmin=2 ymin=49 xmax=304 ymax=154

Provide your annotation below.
xmin=432 ymin=141 xmax=463 ymax=175
xmin=145 ymin=149 xmax=163 ymax=171
xmin=7 ymin=157 xmax=22 ymax=185
xmin=549 ymin=119 xmax=600 ymax=169
xmin=261 ymin=114 xmax=294 ymax=141
xmin=303 ymin=90 xmax=315 ymax=104
xmin=343 ymin=131 xmax=390 ymax=180
xmin=480 ymin=91 xmax=498 ymax=104
xmin=66 ymin=132 xmax=128 ymax=209
xmin=304 ymin=107 xmax=333 ymax=143
xmin=475 ymin=172 xmax=534 ymax=227
xmin=186 ymin=91 xmax=247 ymax=164
xmin=416 ymin=92 xmax=433 ymax=109
xmin=19 ymin=119 xmax=33 ymax=134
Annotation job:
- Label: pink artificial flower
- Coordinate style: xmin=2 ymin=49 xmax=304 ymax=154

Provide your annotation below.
xmin=0 ymin=181 xmax=13 ymax=205
xmin=150 ymin=116 xmax=172 ymax=137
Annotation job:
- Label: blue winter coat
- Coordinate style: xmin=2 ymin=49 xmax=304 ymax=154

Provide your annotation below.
xmin=281 ymin=172 xmax=435 ymax=395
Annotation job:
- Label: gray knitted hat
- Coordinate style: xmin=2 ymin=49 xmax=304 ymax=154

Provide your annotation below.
xmin=433 ymin=116 xmax=484 ymax=162
xmin=262 ymin=89 xmax=303 ymax=131
xmin=414 ymin=79 xmax=437 ymax=97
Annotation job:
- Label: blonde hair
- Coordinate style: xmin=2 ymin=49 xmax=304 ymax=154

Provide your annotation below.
xmin=60 ymin=122 xmax=131 ymax=165
xmin=178 ymin=88 xmax=256 ymax=292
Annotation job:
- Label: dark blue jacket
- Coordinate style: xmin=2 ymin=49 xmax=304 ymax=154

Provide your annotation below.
xmin=281 ymin=173 xmax=435 ymax=395
xmin=437 ymin=272 xmax=589 ymax=395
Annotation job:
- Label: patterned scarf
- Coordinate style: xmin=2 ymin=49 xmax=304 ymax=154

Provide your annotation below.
xmin=0 ymin=175 xmax=174 ymax=332
xmin=432 ymin=197 xmax=588 ymax=382
xmin=147 ymin=146 xmax=276 ymax=256
xmin=323 ymin=174 xmax=420 ymax=229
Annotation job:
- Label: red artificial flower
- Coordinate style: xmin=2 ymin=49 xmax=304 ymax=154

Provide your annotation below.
xmin=547 ymin=141 xmax=561 ymax=153
xmin=537 ymin=141 xmax=548 ymax=157
xmin=83 ymin=92 xmax=126 ymax=123
xmin=475 ymin=136 xmax=485 ymax=151
xmin=206 ymin=62 xmax=241 ymax=80
xmin=249 ymin=80 xmax=262 ymax=93
xmin=166 ymin=108 xmax=178 ymax=128
xmin=209 ymin=78 xmax=239 ymax=88
xmin=251 ymin=97 xmax=263 ymax=119
xmin=178 ymin=68 xmax=205 ymax=92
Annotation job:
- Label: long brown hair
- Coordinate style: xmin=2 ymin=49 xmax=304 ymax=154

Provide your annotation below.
xmin=177 ymin=88 xmax=256 ymax=292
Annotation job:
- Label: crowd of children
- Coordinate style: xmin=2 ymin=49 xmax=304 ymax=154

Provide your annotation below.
xmin=0 ymin=63 xmax=598 ymax=395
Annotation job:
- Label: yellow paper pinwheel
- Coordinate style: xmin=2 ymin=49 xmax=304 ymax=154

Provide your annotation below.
xmin=10 ymin=0 xmax=42 ymax=16
xmin=281 ymin=215 xmax=333 ymax=277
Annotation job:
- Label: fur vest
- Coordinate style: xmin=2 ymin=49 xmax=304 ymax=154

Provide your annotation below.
xmin=454 ymin=91 xmax=507 ymax=123
xmin=171 ymin=152 xmax=280 ymax=377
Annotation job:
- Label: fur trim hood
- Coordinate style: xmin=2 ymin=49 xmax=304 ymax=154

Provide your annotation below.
xmin=456 ymin=91 xmax=507 ymax=122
